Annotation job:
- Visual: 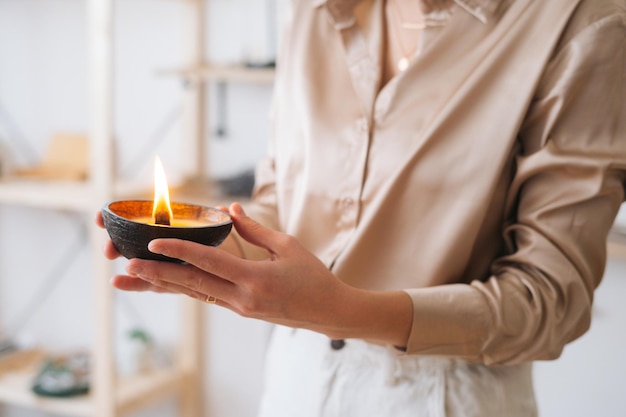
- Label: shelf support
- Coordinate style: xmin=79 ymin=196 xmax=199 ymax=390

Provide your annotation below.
xmin=177 ymin=2 xmax=207 ymax=417
xmin=178 ymin=298 xmax=205 ymax=417
xmin=180 ymin=0 xmax=208 ymax=184
xmin=88 ymin=0 xmax=116 ymax=416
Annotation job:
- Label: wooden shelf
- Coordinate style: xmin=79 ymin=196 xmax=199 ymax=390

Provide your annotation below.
xmin=0 ymin=178 xmax=154 ymax=212
xmin=160 ymin=63 xmax=275 ymax=84
xmin=0 ymin=349 xmax=184 ymax=417
xmin=0 ymin=175 xmax=246 ymax=213
xmin=0 ymin=179 xmax=95 ymax=212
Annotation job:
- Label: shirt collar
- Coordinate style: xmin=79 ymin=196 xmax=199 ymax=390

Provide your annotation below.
xmin=313 ymin=0 xmax=503 ymax=26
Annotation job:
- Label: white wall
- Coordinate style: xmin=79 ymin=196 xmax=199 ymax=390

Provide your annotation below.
xmin=1 ymin=2 xmax=625 ymax=417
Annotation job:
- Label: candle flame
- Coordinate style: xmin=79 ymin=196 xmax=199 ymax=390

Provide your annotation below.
xmin=152 ymin=156 xmax=173 ymax=225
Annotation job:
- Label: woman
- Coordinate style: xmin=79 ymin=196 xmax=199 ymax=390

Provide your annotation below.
xmin=98 ymin=0 xmax=626 ymax=415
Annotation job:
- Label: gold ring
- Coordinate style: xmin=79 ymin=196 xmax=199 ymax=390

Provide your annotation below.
xmin=205 ymin=295 xmax=217 ymax=304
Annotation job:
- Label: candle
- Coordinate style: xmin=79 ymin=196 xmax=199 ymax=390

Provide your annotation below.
xmin=130 ymin=217 xmax=213 ymax=227
xmin=102 ymin=199 xmax=233 ymax=262
xmin=101 ymin=155 xmax=232 ymax=261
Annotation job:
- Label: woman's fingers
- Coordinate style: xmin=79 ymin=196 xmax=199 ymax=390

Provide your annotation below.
xmin=112 ymin=273 xmax=214 ymax=301
xmin=146 ymin=238 xmax=254 ymax=285
xmin=103 ymin=240 xmax=121 ymax=260
xmin=228 ymin=202 xmax=286 ymax=256
xmin=95 ymin=210 xmax=123 ymax=259
xmin=111 ymin=275 xmax=171 ymax=292
xmin=95 ymin=211 xmax=105 ymax=228
xmin=125 ymin=255 xmax=239 ymax=300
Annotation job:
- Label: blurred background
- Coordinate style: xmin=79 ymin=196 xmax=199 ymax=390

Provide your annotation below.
xmin=0 ymin=1 xmax=624 ymax=416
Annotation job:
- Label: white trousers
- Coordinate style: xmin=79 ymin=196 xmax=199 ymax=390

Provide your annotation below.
xmin=258 ymin=326 xmax=537 ymax=417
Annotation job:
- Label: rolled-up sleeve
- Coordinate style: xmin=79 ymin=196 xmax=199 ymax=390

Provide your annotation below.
xmin=405 ymin=14 xmax=626 ymax=365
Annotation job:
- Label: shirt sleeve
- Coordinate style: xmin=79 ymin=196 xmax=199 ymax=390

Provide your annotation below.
xmin=403 ymin=13 xmax=626 ymax=365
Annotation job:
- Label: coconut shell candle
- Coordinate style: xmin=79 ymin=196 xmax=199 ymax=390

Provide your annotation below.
xmin=101 ymin=157 xmax=232 ymax=263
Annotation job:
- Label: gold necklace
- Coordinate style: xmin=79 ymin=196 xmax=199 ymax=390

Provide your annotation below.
xmin=388 ymin=0 xmax=425 ymax=72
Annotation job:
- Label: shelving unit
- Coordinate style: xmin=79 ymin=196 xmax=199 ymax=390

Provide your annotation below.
xmin=2 ymin=1 xmax=195 ymax=417
xmin=0 ymin=0 xmax=276 ymax=416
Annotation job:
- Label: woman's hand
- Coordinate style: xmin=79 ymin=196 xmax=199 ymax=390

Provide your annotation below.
xmin=97 ymin=203 xmax=413 ymax=346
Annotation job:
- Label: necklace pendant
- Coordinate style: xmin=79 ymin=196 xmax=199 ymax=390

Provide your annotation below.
xmin=397 ymin=57 xmax=410 ymax=72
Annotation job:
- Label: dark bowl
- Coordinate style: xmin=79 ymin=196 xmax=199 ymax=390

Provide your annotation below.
xmin=102 ymin=200 xmax=233 ymax=263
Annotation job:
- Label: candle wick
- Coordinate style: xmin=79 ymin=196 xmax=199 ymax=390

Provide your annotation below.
xmin=154 ymin=211 xmax=171 ymax=226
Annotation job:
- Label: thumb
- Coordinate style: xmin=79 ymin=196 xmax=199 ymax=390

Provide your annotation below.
xmin=229 ymin=202 xmax=282 ymax=254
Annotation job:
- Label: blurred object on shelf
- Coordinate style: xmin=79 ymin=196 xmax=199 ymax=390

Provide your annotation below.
xmin=0 ymin=332 xmax=39 ymax=360
xmin=216 ymin=168 xmax=255 ymax=198
xmin=240 ymin=42 xmax=276 ymax=70
xmin=0 ymin=348 xmax=44 ymax=374
xmin=240 ymin=0 xmax=278 ymax=70
xmin=117 ymin=327 xmax=159 ymax=376
xmin=215 ymin=81 xmax=229 ymax=139
xmin=243 ymin=59 xmax=276 ymax=70
xmin=0 ymin=339 xmax=18 ymax=360
xmin=31 ymin=351 xmax=90 ymax=397
xmin=12 ymin=132 xmax=88 ymax=181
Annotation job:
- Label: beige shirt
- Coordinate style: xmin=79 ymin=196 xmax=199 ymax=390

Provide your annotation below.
xmin=244 ymin=0 xmax=626 ymax=365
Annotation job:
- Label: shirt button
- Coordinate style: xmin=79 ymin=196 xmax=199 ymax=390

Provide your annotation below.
xmin=330 ymin=339 xmax=346 ymax=350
